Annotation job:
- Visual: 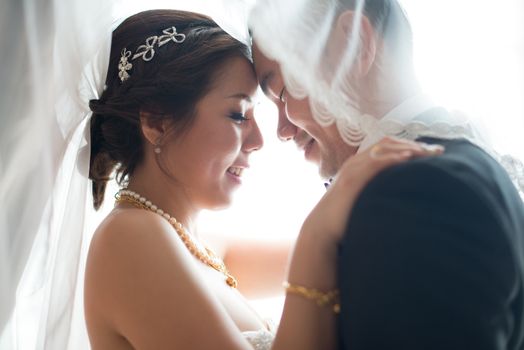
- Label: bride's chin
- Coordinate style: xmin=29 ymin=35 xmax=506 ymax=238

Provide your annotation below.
xmin=205 ymin=191 xmax=235 ymax=211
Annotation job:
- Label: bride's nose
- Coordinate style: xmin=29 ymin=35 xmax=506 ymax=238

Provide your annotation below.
xmin=242 ymin=120 xmax=264 ymax=153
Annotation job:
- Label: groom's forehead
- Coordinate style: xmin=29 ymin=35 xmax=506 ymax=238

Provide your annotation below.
xmin=259 ymin=71 xmax=274 ymax=95
xmin=252 ymin=45 xmax=281 ymax=96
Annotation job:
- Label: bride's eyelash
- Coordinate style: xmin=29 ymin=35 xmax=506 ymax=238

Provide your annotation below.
xmin=229 ymin=112 xmax=250 ymax=124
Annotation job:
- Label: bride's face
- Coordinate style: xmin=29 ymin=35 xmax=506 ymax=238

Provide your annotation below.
xmin=253 ymin=45 xmax=356 ymax=179
xmin=162 ymin=56 xmax=263 ymax=209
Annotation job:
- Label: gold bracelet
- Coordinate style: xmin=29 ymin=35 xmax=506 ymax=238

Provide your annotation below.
xmin=283 ymin=282 xmax=341 ymax=314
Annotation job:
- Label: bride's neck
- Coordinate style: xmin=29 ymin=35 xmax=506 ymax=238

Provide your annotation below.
xmin=125 ymin=164 xmax=199 ymax=235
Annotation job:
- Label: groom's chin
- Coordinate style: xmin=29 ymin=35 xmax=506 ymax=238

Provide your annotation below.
xmin=318 ymin=161 xmax=338 ymax=182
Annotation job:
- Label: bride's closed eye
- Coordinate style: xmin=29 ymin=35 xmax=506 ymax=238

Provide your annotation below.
xmin=229 ymin=112 xmax=250 ymax=124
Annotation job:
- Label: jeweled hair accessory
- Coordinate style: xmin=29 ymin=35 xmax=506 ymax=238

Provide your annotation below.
xmin=118 ymin=26 xmax=186 ymax=82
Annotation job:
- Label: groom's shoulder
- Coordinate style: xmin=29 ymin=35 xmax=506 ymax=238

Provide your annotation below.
xmin=416 ymin=136 xmax=500 ymax=174
xmin=358 ymin=137 xmax=517 ymax=211
xmin=346 ymin=137 xmax=524 ymax=248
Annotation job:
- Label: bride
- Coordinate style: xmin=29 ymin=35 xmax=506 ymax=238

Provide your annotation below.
xmin=83 ymin=9 xmax=440 ymax=350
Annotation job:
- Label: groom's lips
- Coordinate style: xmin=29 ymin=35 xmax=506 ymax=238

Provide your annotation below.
xmin=304 ymin=139 xmax=316 ymax=160
xmin=294 ymin=132 xmax=317 ymax=161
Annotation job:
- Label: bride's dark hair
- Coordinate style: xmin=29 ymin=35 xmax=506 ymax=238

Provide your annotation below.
xmin=89 ymin=9 xmax=251 ymax=210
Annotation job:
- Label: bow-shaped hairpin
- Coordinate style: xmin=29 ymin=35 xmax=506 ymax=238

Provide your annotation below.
xmin=119 ymin=26 xmax=186 ymax=82
xmin=133 ymin=36 xmax=159 ymax=62
xmin=158 ymin=27 xmax=186 ymax=46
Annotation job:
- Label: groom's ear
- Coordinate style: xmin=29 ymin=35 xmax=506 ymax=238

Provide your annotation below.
xmin=334 ymin=10 xmax=377 ymax=77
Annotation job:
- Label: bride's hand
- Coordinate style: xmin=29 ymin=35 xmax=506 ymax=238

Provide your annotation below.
xmin=301 ymin=137 xmax=444 ymax=242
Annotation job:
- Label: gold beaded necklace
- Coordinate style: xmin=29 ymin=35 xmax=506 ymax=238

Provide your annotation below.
xmin=115 ymin=189 xmax=238 ymax=288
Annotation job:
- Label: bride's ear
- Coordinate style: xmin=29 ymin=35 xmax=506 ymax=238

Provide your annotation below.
xmin=334 ymin=10 xmax=377 ymax=77
xmin=139 ymin=111 xmax=169 ymax=148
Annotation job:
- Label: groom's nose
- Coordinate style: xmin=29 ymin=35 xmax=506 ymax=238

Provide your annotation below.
xmin=276 ymin=102 xmax=297 ymax=142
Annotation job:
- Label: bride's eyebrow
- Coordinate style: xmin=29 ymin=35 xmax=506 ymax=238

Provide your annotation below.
xmin=227 ymin=93 xmax=253 ymax=103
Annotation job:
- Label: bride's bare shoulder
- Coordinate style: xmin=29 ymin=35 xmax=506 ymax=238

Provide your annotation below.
xmin=89 ymin=208 xmax=174 ymax=251
xmin=85 ymin=208 xmax=188 ymax=297
xmin=84 ymin=209 xmax=227 ymax=348
xmin=97 ymin=206 xmax=164 ymax=231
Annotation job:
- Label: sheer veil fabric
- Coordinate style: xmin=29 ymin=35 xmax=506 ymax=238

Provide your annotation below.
xmin=0 ymin=0 xmax=112 ymax=348
xmin=249 ymin=0 xmax=524 ymax=197
xmin=0 ymin=0 xmax=252 ymax=349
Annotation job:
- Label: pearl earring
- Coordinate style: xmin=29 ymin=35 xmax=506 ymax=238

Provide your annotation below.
xmin=154 ymin=146 xmax=161 ymax=154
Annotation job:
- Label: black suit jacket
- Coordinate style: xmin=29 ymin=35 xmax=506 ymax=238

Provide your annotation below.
xmin=337 ymin=113 xmax=524 ymax=349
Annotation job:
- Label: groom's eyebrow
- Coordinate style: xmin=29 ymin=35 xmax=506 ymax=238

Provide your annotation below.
xmin=259 ymin=72 xmax=274 ymax=95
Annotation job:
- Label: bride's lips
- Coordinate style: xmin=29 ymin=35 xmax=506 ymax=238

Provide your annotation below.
xmin=226 ymin=166 xmax=247 ymax=185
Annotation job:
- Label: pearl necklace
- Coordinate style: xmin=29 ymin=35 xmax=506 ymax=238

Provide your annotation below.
xmin=115 ymin=189 xmax=238 ymax=288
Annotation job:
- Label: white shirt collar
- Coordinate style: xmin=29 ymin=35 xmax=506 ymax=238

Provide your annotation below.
xmin=357 ymin=94 xmax=439 ymax=152
xmin=380 ymin=93 xmax=439 ymax=124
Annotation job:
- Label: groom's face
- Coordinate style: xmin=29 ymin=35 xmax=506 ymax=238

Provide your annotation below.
xmin=253 ymin=44 xmax=357 ymax=178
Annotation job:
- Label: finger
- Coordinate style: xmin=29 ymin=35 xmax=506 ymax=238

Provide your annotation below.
xmin=363 ymin=152 xmax=413 ymax=173
xmin=370 ymin=142 xmax=444 ymax=158
xmin=387 ymin=141 xmax=444 ymax=153
xmin=418 ymin=143 xmax=445 ymax=153
xmin=377 ymin=137 xmax=445 ymax=154
xmin=403 ymin=144 xmax=445 ymax=158
xmin=372 ymin=147 xmax=443 ymax=170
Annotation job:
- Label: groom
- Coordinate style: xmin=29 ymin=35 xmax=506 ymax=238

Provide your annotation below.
xmin=251 ymin=0 xmax=524 ymax=349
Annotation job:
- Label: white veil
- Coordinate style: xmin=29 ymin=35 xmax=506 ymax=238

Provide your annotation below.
xmin=249 ymin=0 xmax=524 ymax=196
xmin=0 ymin=0 xmax=112 ymax=348
xmin=0 ymin=0 xmax=253 ymax=349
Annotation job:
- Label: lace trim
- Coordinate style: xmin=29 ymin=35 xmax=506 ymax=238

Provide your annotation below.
xmin=499 ymin=154 xmax=524 ymax=200
xmin=406 ymin=133 xmax=522 ymax=200
xmin=243 ymin=330 xmax=274 ymax=350
xmin=337 ymin=112 xmax=524 ymax=201
xmin=368 ymin=118 xmax=524 ymax=201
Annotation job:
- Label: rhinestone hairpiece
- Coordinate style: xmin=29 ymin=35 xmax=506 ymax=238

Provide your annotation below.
xmin=118 ymin=26 xmax=186 ymax=82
